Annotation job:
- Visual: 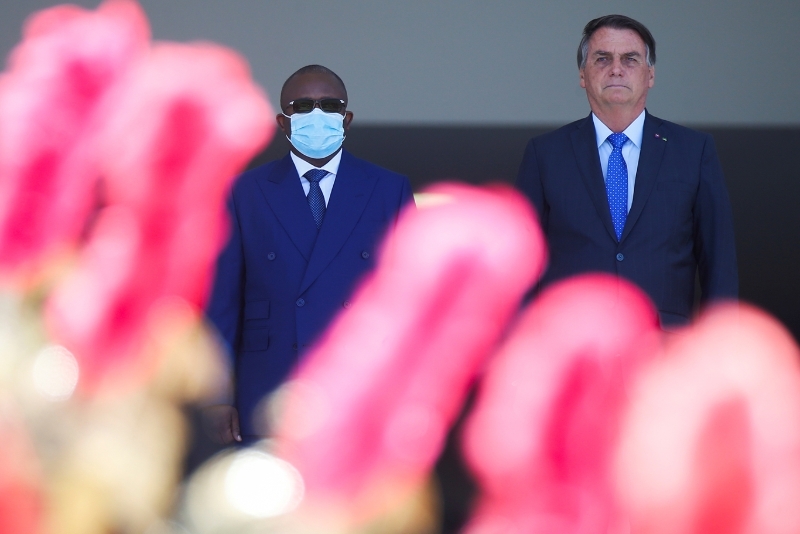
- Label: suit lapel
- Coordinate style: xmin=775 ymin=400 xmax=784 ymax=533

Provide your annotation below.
xmin=621 ymin=112 xmax=666 ymax=242
xmin=299 ymin=151 xmax=378 ymax=294
xmin=257 ymin=155 xmax=318 ymax=261
xmin=571 ymin=115 xmax=617 ymax=242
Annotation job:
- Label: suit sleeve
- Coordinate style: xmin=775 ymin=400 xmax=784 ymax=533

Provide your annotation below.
xmin=693 ymin=134 xmax=739 ymax=302
xmin=205 ymin=191 xmax=245 ymax=370
xmin=515 ymin=139 xmax=547 ymax=226
xmin=515 ymin=139 xmax=548 ymax=302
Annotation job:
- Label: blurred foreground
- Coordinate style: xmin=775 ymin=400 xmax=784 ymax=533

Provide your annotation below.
xmin=2 ymin=2 xmax=800 ymax=534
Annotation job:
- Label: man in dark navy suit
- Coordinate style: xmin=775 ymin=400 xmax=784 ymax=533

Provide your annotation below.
xmin=516 ymin=14 xmax=737 ymax=327
xmin=205 ymin=65 xmax=413 ymax=443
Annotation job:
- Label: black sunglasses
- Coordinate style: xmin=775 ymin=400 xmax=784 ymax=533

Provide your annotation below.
xmin=286 ymin=98 xmax=346 ymax=114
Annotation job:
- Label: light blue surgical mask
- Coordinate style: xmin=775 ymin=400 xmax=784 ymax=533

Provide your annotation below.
xmin=283 ymin=108 xmax=346 ymax=159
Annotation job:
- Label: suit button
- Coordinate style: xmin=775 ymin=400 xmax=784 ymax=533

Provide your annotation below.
xmin=343 ymin=300 xmax=351 ymax=309
xmin=296 ymin=298 xmax=305 ymax=307
xmin=292 ymin=343 xmax=298 ymax=351
xmin=616 ymin=253 xmax=624 ymax=261
xmin=361 ymin=251 xmax=370 ymax=259
xmin=267 ymin=252 xmax=276 ymax=260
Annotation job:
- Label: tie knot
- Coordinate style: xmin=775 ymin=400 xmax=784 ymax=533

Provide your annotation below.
xmin=607 ymin=132 xmax=628 ymax=150
xmin=304 ymin=168 xmax=328 ymax=183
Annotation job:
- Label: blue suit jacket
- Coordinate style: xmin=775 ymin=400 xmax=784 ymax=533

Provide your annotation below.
xmin=516 ymin=112 xmax=738 ymax=326
xmin=206 ymin=150 xmax=413 ymax=437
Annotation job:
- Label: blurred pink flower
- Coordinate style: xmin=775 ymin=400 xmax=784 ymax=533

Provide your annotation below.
xmin=0 ymin=406 xmax=43 ymax=534
xmin=274 ymin=184 xmax=547 ymax=521
xmin=0 ymin=0 xmax=149 ymax=281
xmin=462 ymin=274 xmax=660 ymax=534
xmin=45 ymin=41 xmax=274 ymax=388
xmin=615 ymin=304 xmax=800 ymax=534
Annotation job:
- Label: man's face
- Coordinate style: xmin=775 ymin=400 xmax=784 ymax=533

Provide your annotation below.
xmin=277 ymin=72 xmax=352 ymax=140
xmin=579 ymin=27 xmax=654 ymax=115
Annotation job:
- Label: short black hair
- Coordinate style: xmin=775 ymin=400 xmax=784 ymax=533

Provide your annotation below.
xmin=280 ymin=65 xmax=347 ymax=106
xmin=577 ymin=15 xmax=656 ymax=68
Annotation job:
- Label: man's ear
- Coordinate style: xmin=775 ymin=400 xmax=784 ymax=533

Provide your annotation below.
xmin=276 ymin=113 xmax=290 ymax=137
xmin=579 ymin=68 xmax=586 ymax=89
xmin=343 ymin=111 xmax=354 ymax=131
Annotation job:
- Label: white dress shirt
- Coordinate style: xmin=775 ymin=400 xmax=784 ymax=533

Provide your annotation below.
xmin=290 ymin=149 xmax=342 ymax=206
xmin=593 ymin=110 xmax=646 ymax=212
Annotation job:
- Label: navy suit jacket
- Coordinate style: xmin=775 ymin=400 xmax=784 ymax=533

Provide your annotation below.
xmin=516 ymin=112 xmax=738 ymax=326
xmin=206 ymin=150 xmax=413 ymax=437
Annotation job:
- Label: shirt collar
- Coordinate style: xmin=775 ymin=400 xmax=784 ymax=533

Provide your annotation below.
xmin=291 ymin=149 xmax=343 ymax=179
xmin=592 ymin=109 xmax=646 ymax=149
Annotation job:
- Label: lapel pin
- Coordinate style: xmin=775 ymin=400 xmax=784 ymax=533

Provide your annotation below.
xmin=655 ymin=133 xmax=667 ymax=142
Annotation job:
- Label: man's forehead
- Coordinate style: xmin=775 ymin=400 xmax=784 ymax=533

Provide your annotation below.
xmin=284 ymin=73 xmax=345 ymax=99
xmin=589 ymin=27 xmax=647 ymax=52
xmin=592 ymin=48 xmax=643 ymax=56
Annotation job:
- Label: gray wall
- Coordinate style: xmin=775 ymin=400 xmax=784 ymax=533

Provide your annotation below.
xmin=3 ymin=0 xmax=799 ymax=126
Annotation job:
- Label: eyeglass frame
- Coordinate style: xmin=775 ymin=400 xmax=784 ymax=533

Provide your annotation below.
xmin=283 ymin=98 xmax=347 ymax=115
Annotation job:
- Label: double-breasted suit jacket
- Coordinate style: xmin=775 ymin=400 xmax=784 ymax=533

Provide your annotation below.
xmin=207 ymin=150 xmax=413 ymax=437
xmin=516 ymin=112 xmax=738 ymax=326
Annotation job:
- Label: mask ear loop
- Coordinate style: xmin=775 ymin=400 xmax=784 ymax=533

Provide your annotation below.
xmin=281 ymin=111 xmax=291 ymax=144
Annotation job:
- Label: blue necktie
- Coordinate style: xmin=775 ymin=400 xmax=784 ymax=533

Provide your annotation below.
xmin=606 ymin=132 xmax=629 ymax=241
xmin=304 ymin=168 xmax=328 ymax=229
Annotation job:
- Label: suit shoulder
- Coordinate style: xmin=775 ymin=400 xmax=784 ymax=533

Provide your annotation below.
xmin=343 ymin=151 xmax=408 ymax=184
xmin=649 ymin=115 xmax=712 ymax=144
xmin=527 ymin=117 xmax=587 ymax=148
xmin=236 ymin=158 xmax=283 ymax=182
xmin=230 ymin=157 xmax=286 ymax=194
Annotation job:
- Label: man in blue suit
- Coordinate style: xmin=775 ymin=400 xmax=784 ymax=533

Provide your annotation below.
xmin=205 ymin=65 xmax=413 ymax=443
xmin=516 ymin=14 xmax=737 ymax=327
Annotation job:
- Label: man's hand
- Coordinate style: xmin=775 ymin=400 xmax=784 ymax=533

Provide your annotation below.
xmin=202 ymin=404 xmax=242 ymax=444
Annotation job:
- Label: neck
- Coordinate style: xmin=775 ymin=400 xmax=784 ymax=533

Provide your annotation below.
xmin=592 ymin=106 xmax=644 ymax=133
xmin=291 ymin=147 xmax=340 ymax=167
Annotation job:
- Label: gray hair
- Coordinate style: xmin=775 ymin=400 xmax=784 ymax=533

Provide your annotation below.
xmin=577 ymin=14 xmax=656 ymax=69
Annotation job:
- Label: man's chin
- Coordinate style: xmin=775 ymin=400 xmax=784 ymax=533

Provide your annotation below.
xmin=602 ymin=86 xmax=631 ymax=96
xmin=601 ymin=92 xmax=635 ymax=106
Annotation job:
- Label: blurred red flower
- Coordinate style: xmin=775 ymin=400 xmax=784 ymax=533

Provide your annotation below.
xmin=45 ymin=41 xmax=274 ymax=389
xmin=462 ymin=274 xmax=660 ymax=534
xmin=615 ymin=304 xmax=800 ymax=534
xmin=0 ymin=406 xmax=43 ymax=534
xmin=0 ymin=0 xmax=149 ymax=281
xmin=274 ymin=183 xmax=547 ymax=522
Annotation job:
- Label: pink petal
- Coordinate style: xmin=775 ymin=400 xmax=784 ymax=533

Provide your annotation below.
xmin=274 ymin=183 xmax=547 ymax=521
xmin=0 ymin=0 xmax=149 ymax=280
xmin=615 ymin=304 xmax=800 ymax=534
xmin=98 ymin=42 xmax=275 ymax=307
xmin=0 ymin=406 xmax=43 ymax=534
xmin=462 ymin=274 xmax=659 ymax=534
xmin=45 ymin=39 xmax=274 ymax=389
